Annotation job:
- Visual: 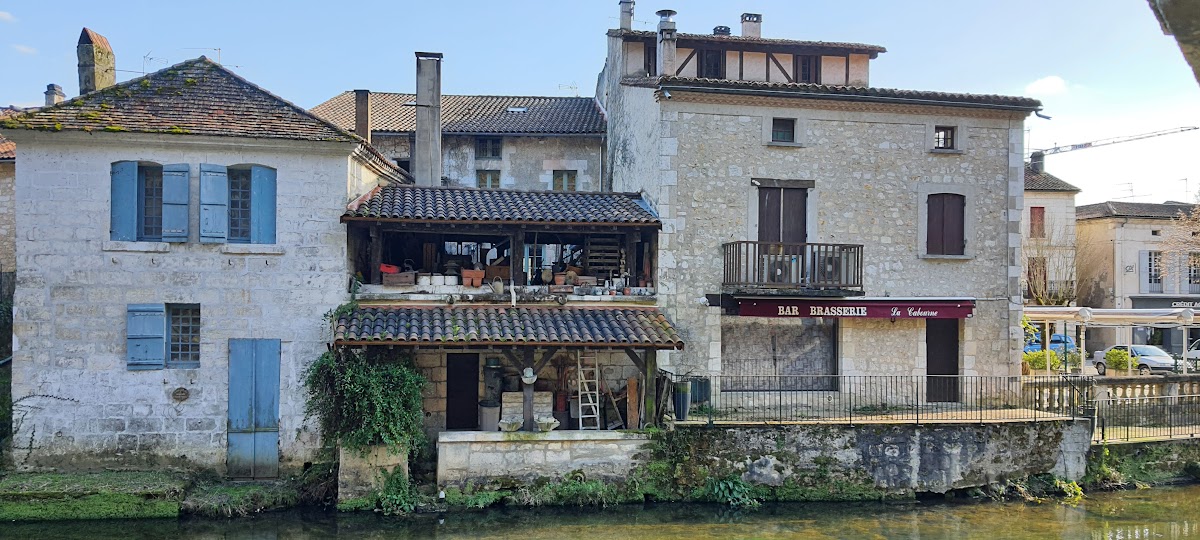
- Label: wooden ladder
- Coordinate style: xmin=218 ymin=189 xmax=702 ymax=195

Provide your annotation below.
xmin=577 ymin=351 xmax=601 ymax=430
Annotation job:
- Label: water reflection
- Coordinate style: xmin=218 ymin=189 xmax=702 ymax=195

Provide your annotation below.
xmin=3 ymin=485 xmax=1200 ymax=539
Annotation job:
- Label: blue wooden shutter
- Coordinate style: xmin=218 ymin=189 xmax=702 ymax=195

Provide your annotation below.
xmin=110 ymin=161 xmax=139 ymax=241
xmin=250 ymin=166 xmax=277 ymax=244
xmin=228 ymin=338 xmax=281 ymax=479
xmin=199 ymin=164 xmax=229 ymax=243
xmin=127 ymin=304 xmax=166 ymax=370
xmin=160 ymin=164 xmax=190 ymax=242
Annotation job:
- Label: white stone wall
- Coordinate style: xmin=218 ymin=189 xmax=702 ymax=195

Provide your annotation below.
xmin=8 ymin=131 xmax=356 ymax=472
xmin=372 ymin=134 xmax=603 ymax=192
xmin=1021 ymin=190 xmax=1077 ymax=303
xmin=436 ymin=430 xmax=648 ymax=487
xmin=607 ymin=91 xmax=1025 ymax=378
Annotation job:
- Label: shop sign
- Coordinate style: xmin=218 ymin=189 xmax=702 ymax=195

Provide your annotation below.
xmin=739 ymin=299 xmax=975 ymax=319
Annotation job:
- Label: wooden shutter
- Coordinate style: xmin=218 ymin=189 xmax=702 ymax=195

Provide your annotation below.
xmin=160 ymin=164 xmax=190 ymax=243
xmin=927 ymin=194 xmax=945 ymax=254
xmin=199 ymin=164 xmax=229 ymax=243
xmin=249 ymin=166 xmax=277 ymax=244
xmin=110 ymin=161 xmax=139 ymax=241
xmin=127 ymin=304 xmax=166 ymax=370
xmin=1139 ymin=250 xmax=1151 ymax=294
xmin=758 ymin=187 xmax=781 ymax=243
xmin=781 ymin=188 xmax=808 ymax=244
xmin=944 ymin=194 xmax=965 ymax=255
xmin=1030 ymin=207 xmax=1045 ymax=238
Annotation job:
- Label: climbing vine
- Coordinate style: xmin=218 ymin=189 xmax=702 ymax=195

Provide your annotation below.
xmin=303 ymin=349 xmax=426 ymax=456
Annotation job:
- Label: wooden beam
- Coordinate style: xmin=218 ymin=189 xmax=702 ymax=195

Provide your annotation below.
xmin=767 ymin=52 xmax=794 ymax=83
xmin=501 ymin=349 xmax=523 ymax=370
xmin=643 ymin=348 xmax=657 ymax=428
xmin=369 ymin=225 xmax=383 ymax=285
xmin=512 ymin=231 xmax=526 ymax=286
xmin=676 ymin=49 xmax=698 ymax=76
xmin=624 ymin=348 xmax=646 ymax=372
xmin=627 ymin=376 xmax=640 ymax=429
xmin=534 ymin=347 xmax=560 ymax=375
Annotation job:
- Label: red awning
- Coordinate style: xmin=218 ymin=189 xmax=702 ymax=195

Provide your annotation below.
xmin=737 ymin=298 xmax=975 ymax=319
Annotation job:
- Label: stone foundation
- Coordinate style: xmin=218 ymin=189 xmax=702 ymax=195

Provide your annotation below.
xmin=436 ymin=431 xmax=648 ymax=487
xmin=338 ymin=446 xmax=409 ymax=502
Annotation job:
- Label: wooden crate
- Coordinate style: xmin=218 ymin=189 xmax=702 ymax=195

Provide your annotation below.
xmin=548 ymin=285 xmax=575 ymax=294
xmin=383 ymin=272 xmax=416 ymax=286
xmin=485 ymin=265 xmax=511 ymax=280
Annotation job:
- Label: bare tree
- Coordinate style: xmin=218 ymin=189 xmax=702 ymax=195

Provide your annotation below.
xmin=1023 ymin=215 xmax=1078 ymax=306
xmin=1159 ymin=205 xmax=1200 ymax=290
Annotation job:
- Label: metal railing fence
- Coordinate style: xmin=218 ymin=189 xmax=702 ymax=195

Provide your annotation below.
xmin=1093 ymin=394 xmax=1200 ymax=443
xmin=670 ymin=374 xmax=1086 ymax=424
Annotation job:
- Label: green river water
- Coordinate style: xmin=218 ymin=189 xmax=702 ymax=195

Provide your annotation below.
xmin=3 ymin=484 xmax=1200 ymax=539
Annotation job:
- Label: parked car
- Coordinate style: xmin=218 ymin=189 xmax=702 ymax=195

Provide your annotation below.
xmin=1090 ymin=345 xmax=1177 ymax=376
xmin=1186 ymin=339 xmax=1200 ymax=360
xmin=1023 ymin=333 xmax=1077 ymax=356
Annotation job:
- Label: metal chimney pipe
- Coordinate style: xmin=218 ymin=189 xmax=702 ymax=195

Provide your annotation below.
xmin=656 ymin=10 xmax=677 ymax=77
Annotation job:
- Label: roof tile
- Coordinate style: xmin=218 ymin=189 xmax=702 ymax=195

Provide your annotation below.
xmin=335 ymin=305 xmax=684 ymax=349
xmin=613 ymin=29 xmax=886 ymax=55
xmin=3 ymin=57 xmax=356 ymax=142
xmin=1077 ymin=201 xmax=1195 ymax=220
xmin=345 ymin=184 xmax=659 ymax=225
xmin=1024 ymin=165 xmax=1080 ymax=192
xmin=311 ymin=93 xmax=605 ymax=134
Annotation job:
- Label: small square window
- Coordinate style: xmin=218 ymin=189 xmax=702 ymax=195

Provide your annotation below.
xmin=476 ymin=137 xmax=502 ymax=159
xmin=933 ymin=126 xmax=956 ymax=150
xmin=1152 ymin=230 xmax=1162 ymax=236
xmin=771 ymin=118 xmax=796 ymax=143
xmin=477 ymin=170 xmax=501 ymax=189
xmin=168 ymin=304 xmax=200 ymax=368
xmin=553 ymin=170 xmax=577 ymax=191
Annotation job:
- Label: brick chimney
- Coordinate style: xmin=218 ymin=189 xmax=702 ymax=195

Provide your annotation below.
xmin=1030 ymin=151 xmax=1045 ymax=173
xmin=619 ymin=0 xmax=635 ymax=31
xmin=741 ymin=13 xmax=762 ymax=38
xmin=44 ymin=84 xmax=65 ymax=107
xmin=413 ymin=52 xmax=443 ymax=187
xmin=656 ymin=10 xmax=677 ymax=77
xmin=77 ymin=28 xmax=115 ymax=95
xmin=354 ymin=89 xmax=372 ymax=143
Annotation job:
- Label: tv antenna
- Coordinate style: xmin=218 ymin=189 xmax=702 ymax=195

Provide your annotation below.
xmin=142 ymin=51 xmax=167 ymax=75
xmin=558 ymin=83 xmax=579 ymax=97
xmin=183 ymin=47 xmax=239 ymax=67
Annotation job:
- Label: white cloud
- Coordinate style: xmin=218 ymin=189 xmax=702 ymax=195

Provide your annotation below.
xmin=1025 ymin=75 xmax=1069 ymax=97
xmin=12 ymin=44 xmax=35 ymax=55
xmin=0 ymin=11 xmax=14 ymax=23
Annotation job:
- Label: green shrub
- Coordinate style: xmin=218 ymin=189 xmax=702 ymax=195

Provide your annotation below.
xmin=1105 ymin=349 xmax=1132 ymax=371
xmin=702 ymin=475 xmax=760 ymax=508
xmin=1065 ymin=351 xmax=1082 ymax=368
xmin=1023 ymin=349 xmax=1061 ymax=371
xmin=303 ymin=349 xmax=426 ymax=456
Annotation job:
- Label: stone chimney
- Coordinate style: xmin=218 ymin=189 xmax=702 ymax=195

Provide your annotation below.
xmin=619 ymin=0 xmax=635 ymax=31
xmin=656 ymin=10 xmax=677 ymax=77
xmin=354 ymin=89 xmax=372 ymax=143
xmin=44 ymin=84 xmax=65 ymax=106
xmin=741 ymin=13 xmax=762 ymax=38
xmin=1030 ymin=151 xmax=1045 ymax=173
xmin=77 ymin=28 xmax=115 ymax=95
xmin=413 ymin=52 xmax=443 ymax=187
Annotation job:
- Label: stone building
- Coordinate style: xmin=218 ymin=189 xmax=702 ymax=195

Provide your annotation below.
xmin=1076 ymin=200 xmax=1198 ymax=351
xmin=312 ymin=69 xmax=605 ymax=192
xmin=2 ymin=46 xmax=404 ymax=475
xmin=596 ymin=5 xmax=1041 ymax=386
xmin=0 ymin=131 xmax=14 ymax=283
xmin=1021 ymin=153 xmax=1081 ymax=306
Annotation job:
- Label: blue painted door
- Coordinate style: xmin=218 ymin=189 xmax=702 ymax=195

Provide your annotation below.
xmin=228 ymin=339 xmax=281 ymax=478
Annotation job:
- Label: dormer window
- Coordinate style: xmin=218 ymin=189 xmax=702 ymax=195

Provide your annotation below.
xmin=506 ymin=107 xmax=527 ymax=113
xmin=934 ymin=126 xmax=956 ymax=150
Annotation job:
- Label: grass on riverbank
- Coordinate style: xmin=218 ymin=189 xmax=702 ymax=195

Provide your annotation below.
xmin=181 ymin=481 xmax=299 ymax=517
xmin=0 ymin=471 xmax=186 ymax=521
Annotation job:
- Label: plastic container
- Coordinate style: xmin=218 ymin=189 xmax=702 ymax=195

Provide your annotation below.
xmin=444 ymin=275 xmax=459 ymax=286
xmin=432 ymin=274 xmax=446 ymax=286
xmin=379 ymin=263 xmax=400 ymax=274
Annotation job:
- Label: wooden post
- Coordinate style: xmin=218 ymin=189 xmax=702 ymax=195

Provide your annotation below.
xmin=369 ymin=224 xmax=382 ymax=285
xmin=627 ymin=376 xmax=640 ymax=429
xmin=644 ymin=348 xmax=657 ymax=427
xmin=512 ymin=231 xmax=526 ymax=286
xmin=522 ymin=348 xmax=535 ymax=431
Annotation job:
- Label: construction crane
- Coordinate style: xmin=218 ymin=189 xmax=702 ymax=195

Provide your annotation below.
xmin=1032 ymin=126 xmax=1198 ymax=156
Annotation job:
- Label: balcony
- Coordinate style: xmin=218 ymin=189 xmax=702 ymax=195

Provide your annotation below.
xmin=721 ymin=241 xmax=864 ymax=296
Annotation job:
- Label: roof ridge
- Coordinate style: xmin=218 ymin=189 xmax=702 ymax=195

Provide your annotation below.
xmin=383 ymin=183 xmax=643 ymax=198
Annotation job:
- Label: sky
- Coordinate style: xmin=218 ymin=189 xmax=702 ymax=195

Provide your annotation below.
xmin=1 ymin=0 xmax=1198 ymax=206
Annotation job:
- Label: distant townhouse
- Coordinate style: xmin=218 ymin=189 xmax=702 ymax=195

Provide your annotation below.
xmin=312 ymin=58 xmax=606 ymax=192
xmin=2 ymin=29 xmax=404 ymax=476
xmin=1022 ymin=152 xmax=1081 ymax=306
xmin=597 ymin=4 xmax=1041 ymax=390
xmin=1076 ymin=200 xmax=1198 ymax=352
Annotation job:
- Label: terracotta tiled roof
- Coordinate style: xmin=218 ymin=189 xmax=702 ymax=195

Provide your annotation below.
xmin=611 ymin=29 xmax=887 ymax=56
xmin=344 ymin=184 xmax=659 ymax=225
xmin=636 ymin=76 xmax=1042 ymax=111
xmin=2 ymin=57 xmax=356 ymax=142
xmin=334 ymin=305 xmax=684 ymax=349
xmin=311 ymin=93 xmax=605 ymax=134
xmin=1077 ymin=201 xmax=1195 ymax=220
xmin=1024 ymin=165 xmax=1080 ymax=192
xmin=0 ymin=137 xmax=13 ymax=161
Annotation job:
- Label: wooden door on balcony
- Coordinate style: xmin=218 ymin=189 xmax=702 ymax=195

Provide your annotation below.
xmin=925 ymin=319 xmax=960 ymax=403
xmin=758 ymin=187 xmax=807 ymax=244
